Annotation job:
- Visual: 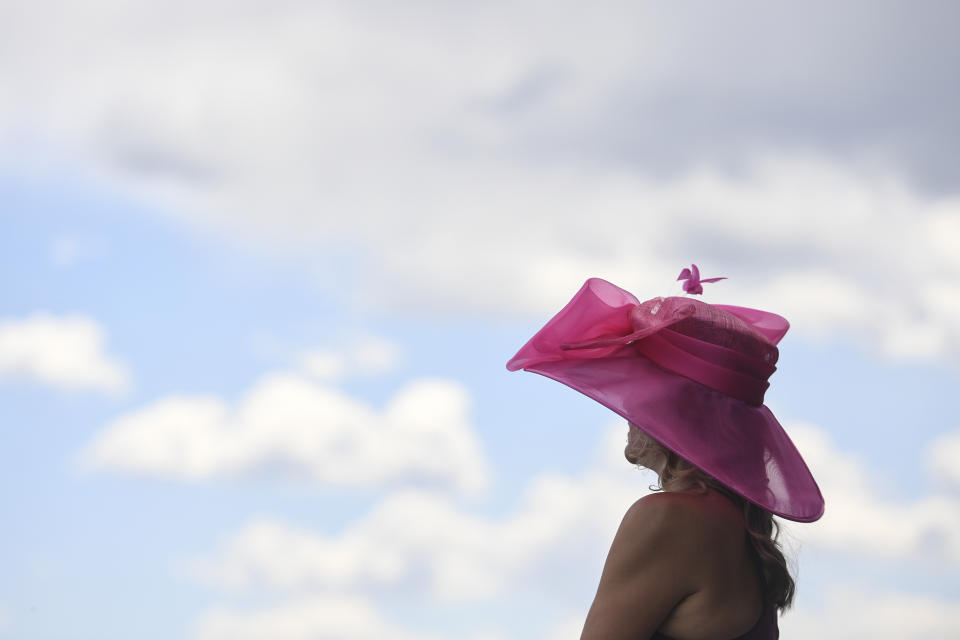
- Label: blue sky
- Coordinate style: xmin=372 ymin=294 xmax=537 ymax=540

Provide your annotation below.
xmin=2 ymin=2 xmax=960 ymax=639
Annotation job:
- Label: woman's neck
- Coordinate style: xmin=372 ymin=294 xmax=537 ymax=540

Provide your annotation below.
xmin=659 ymin=475 xmax=702 ymax=493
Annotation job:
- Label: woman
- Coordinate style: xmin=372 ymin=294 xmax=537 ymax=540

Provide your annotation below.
xmin=507 ymin=270 xmax=824 ymax=640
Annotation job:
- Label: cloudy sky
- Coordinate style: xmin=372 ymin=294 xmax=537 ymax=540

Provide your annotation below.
xmin=2 ymin=1 xmax=960 ymax=638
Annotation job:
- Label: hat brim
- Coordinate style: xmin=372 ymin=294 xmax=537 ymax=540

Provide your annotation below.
xmin=525 ymin=348 xmax=825 ymax=523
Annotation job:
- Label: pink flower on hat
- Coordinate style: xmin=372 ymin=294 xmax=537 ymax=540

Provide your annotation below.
xmin=677 ymin=264 xmax=727 ymax=295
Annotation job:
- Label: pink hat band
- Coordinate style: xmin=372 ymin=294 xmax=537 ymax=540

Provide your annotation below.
xmin=557 ymin=297 xmax=778 ymax=406
xmin=633 ymin=331 xmax=775 ymax=406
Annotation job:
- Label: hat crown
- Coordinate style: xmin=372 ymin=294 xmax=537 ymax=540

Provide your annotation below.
xmin=633 ymin=296 xmax=779 ymax=365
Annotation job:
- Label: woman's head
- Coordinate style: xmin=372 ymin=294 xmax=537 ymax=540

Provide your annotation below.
xmin=625 ymin=422 xmax=703 ymax=492
xmin=624 ymin=422 xmax=661 ymax=468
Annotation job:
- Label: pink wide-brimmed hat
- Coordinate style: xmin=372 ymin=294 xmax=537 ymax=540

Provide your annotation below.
xmin=507 ymin=274 xmax=824 ymax=522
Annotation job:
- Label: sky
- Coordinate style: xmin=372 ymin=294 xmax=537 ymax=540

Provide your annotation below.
xmin=2 ymin=1 xmax=960 ymax=638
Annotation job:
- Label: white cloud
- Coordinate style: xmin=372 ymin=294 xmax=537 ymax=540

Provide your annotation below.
xmin=188 ymin=472 xmax=640 ymax=601
xmin=190 ymin=420 xmax=960 ymax=612
xmin=538 ymin=615 xmax=587 ymax=640
xmin=193 ymin=592 xmax=586 ymax=640
xmin=2 ymin=2 xmax=959 ymax=361
xmin=780 ymin=586 xmax=960 ymax=640
xmin=296 ymin=350 xmax=345 ymax=382
xmin=784 ymin=424 xmax=960 ymax=565
xmin=193 ymin=595 xmax=401 ymax=640
xmin=0 ymin=312 xmax=131 ymax=394
xmin=252 ymin=332 xmax=402 ymax=383
xmin=927 ymin=427 xmax=960 ymax=492
xmin=185 ymin=423 xmax=637 ymax=638
xmin=78 ymin=372 xmax=489 ymax=494
xmin=297 ymin=334 xmax=402 ymax=382
xmin=349 ymin=335 xmax=402 ymax=375
xmin=187 ymin=423 xmax=650 ymax=600
xmin=192 ymin=594 xmax=509 ymax=640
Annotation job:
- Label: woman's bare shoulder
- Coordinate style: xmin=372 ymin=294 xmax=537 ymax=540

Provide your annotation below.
xmin=621 ymin=491 xmax=743 ymax=549
xmin=624 ymin=490 xmax=719 ymax=521
xmin=581 ymin=494 xmax=707 ymax=638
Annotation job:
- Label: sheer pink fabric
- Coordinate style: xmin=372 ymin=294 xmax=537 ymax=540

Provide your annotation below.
xmin=507 ymin=278 xmax=824 ymax=522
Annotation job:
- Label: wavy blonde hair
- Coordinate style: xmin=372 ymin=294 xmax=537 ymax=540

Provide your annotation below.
xmin=627 ymin=426 xmax=796 ymax=611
